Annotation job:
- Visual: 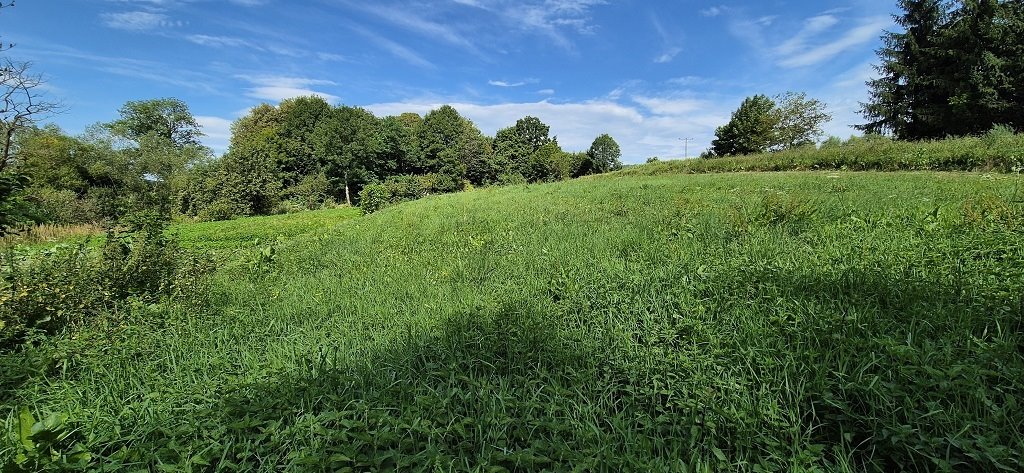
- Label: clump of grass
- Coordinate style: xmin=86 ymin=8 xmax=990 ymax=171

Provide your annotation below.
xmin=0 ymin=223 xmax=103 ymax=248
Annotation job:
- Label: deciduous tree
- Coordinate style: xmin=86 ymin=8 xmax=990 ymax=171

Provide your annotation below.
xmin=585 ymin=134 xmax=622 ymax=173
xmin=711 ymin=95 xmax=778 ymax=157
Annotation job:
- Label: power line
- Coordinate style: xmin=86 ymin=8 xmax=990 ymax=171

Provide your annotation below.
xmin=678 ymin=138 xmax=694 ymax=159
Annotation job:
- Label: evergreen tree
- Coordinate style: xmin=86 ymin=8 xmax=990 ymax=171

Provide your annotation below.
xmin=859 ymin=0 xmax=947 ymax=139
xmin=860 ymin=0 xmax=1024 ymax=138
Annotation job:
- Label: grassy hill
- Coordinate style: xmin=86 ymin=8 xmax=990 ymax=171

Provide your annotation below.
xmin=3 ymin=171 xmax=1023 ymax=471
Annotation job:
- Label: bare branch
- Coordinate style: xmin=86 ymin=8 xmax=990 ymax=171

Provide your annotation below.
xmin=0 ymin=58 xmax=65 ymax=171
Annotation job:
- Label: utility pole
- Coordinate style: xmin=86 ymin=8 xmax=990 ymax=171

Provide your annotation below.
xmin=678 ymin=138 xmax=694 ymax=159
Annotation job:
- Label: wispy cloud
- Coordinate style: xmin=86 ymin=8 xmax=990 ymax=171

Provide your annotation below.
xmin=339 ymin=1 xmax=483 ymax=57
xmin=238 ymin=76 xmax=340 ymax=102
xmin=101 ymin=11 xmax=182 ymax=30
xmin=650 ymin=14 xmax=683 ymax=64
xmin=489 ymin=80 xmax=525 ymax=87
xmin=186 ymin=34 xmax=254 ymax=48
xmin=774 ymin=15 xmax=840 ymax=57
xmin=725 ymin=9 xmax=890 ymax=69
xmin=24 ymin=43 xmax=219 ymax=93
xmin=777 ymin=17 xmax=890 ymax=68
xmin=346 ymin=23 xmax=436 ymax=69
xmin=488 ymin=78 xmax=538 ymax=87
xmin=701 ymin=6 xmax=726 ymax=17
xmin=655 ymin=47 xmax=682 ymax=64
xmin=632 ymin=96 xmax=707 ymax=116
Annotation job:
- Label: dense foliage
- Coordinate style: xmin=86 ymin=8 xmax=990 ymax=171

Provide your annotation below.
xmin=860 ymin=0 xmax=1024 ymax=139
xmin=710 ymin=93 xmax=831 ymax=157
xmin=0 ymin=96 xmax=623 ymax=228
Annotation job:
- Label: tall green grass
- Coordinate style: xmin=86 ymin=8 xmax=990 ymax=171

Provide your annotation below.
xmin=625 ymin=131 xmax=1024 ymax=175
xmin=2 ymin=172 xmax=1023 ymax=471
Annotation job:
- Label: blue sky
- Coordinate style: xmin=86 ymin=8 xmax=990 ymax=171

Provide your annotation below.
xmin=6 ymin=0 xmax=896 ymax=163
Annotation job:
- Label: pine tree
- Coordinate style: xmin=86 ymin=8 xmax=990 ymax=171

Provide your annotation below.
xmin=860 ymin=0 xmax=1024 ymax=139
xmin=858 ymin=0 xmax=947 ymax=139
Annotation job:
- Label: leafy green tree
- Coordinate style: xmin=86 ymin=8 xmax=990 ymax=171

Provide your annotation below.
xmin=514 ymin=116 xmax=552 ymax=151
xmin=492 ymin=126 xmax=532 ymax=177
xmin=493 ymin=116 xmax=553 ymax=178
xmin=107 ymin=98 xmax=202 ymax=148
xmin=585 ymin=134 xmax=622 ymax=174
xmin=378 ymin=114 xmax=423 ymax=176
xmin=524 ymin=141 xmax=564 ymax=182
xmin=418 ymin=105 xmax=490 ymax=184
xmin=0 ymin=172 xmax=28 ymax=235
xmin=275 ymin=96 xmax=332 ymax=187
xmin=105 ymin=98 xmax=211 ymax=217
xmin=419 ymin=105 xmax=468 ymax=178
xmin=311 ymin=106 xmax=381 ymax=205
xmin=711 ymin=95 xmax=778 ymax=157
xmin=771 ymin=92 xmax=832 ymax=150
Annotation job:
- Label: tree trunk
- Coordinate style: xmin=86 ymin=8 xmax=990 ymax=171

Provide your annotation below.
xmin=0 ymin=127 xmax=14 ymax=172
xmin=344 ymin=171 xmax=351 ymax=206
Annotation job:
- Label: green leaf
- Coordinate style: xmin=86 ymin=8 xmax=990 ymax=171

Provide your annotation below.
xmin=18 ymin=407 xmax=35 ymax=451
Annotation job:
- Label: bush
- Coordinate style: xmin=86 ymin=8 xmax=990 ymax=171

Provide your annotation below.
xmin=0 ymin=212 xmax=210 ymax=352
xmin=358 ymin=173 xmax=468 ymax=213
xmin=23 ymin=187 xmax=103 ymax=225
xmin=358 ymin=184 xmax=392 ymax=214
xmin=280 ymin=173 xmax=334 ymax=212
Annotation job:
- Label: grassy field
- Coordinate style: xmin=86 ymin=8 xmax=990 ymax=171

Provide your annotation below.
xmin=3 ymin=171 xmax=1023 ymax=471
xmin=172 ymin=206 xmax=363 ymax=252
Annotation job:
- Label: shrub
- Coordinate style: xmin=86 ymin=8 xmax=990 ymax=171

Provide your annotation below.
xmin=0 ymin=212 xmax=211 ymax=352
xmin=359 ymin=174 xmax=469 ymax=213
xmin=358 ymin=184 xmax=392 ymax=214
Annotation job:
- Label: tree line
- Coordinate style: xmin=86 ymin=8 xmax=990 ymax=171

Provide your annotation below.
xmin=2 ymin=96 xmax=622 ymax=228
xmin=707 ymin=0 xmax=1022 ymax=158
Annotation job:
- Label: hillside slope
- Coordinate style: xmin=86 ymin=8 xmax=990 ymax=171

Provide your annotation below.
xmin=4 ymin=171 xmax=1023 ymax=471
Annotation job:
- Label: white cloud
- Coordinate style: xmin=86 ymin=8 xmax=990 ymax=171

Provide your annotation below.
xmin=238 ymin=76 xmax=340 ymax=102
xmin=101 ymin=11 xmax=175 ymax=31
xmin=337 ymin=1 xmax=481 ymax=57
xmin=185 ymin=34 xmax=253 ymax=48
xmin=537 ymin=89 xmax=556 ymax=95
xmin=346 ymin=23 xmax=435 ymax=69
xmin=632 ymin=96 xmax=706 ymax=116
xmin=489 ymin=80 xmax=526 ymax=87
xmin=195 ymin=116 xmax=234 ymax=155
xmin=774 ymin=15 xmax=839 ymax=57
xmin=317 ymin=52 xmax=347 ymax=62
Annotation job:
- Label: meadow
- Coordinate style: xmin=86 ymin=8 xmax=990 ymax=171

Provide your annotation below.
xmin=2 ymin=170 xmax=1023 ymax=471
